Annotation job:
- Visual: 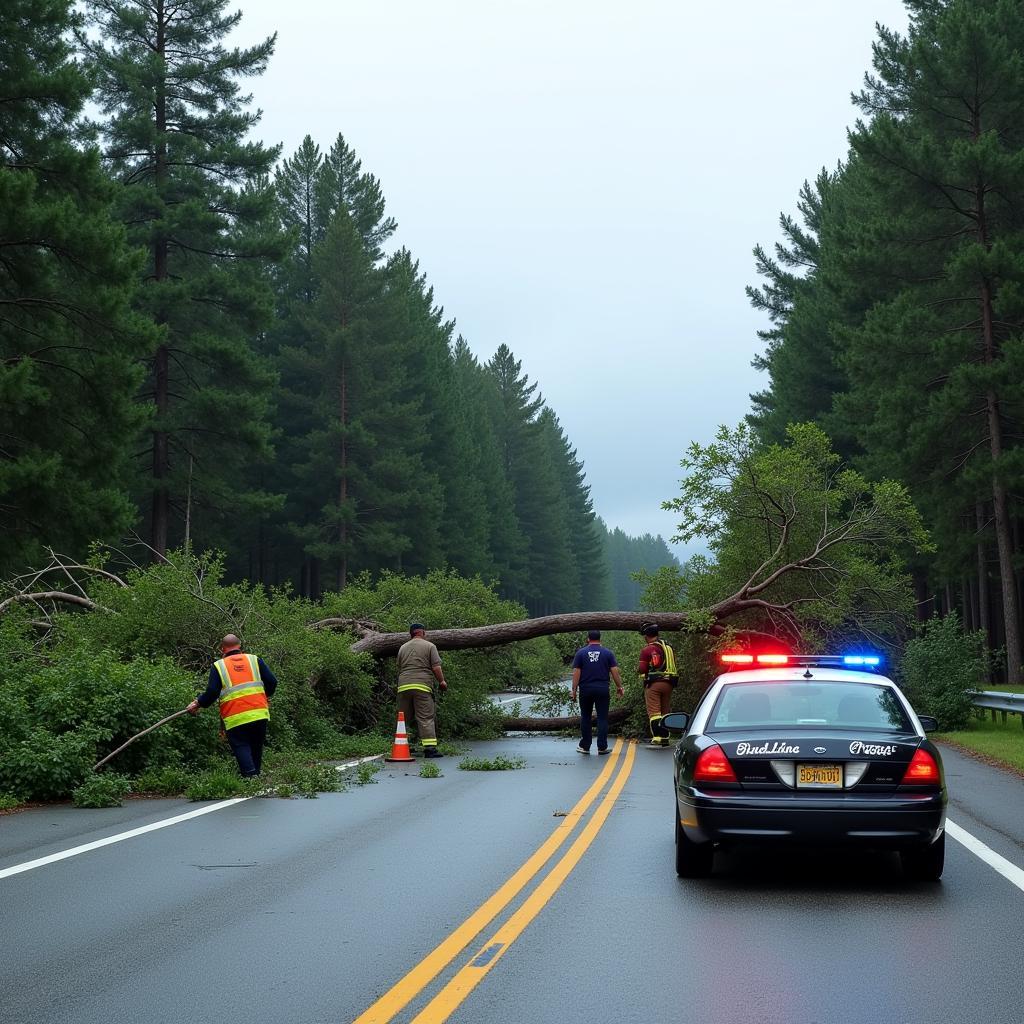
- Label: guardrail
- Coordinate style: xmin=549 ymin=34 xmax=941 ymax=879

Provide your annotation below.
xmin=971 ymin=690 xmax=1024 ymax=728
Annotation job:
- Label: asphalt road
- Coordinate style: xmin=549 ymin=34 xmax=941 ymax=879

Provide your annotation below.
xmin=1 ymin=737 xmax=1022 ymax=1024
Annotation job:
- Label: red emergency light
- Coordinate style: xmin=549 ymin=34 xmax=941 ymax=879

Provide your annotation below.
xmin=719 ymin=653 xmax=790 ymax=666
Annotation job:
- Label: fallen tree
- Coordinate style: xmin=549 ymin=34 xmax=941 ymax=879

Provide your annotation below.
xmin=503 ymin=707 xmax=629 ymax=732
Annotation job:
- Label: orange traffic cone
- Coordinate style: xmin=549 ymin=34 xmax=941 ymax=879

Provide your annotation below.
xmin=385 ymin=711 xmax=416 ymax=763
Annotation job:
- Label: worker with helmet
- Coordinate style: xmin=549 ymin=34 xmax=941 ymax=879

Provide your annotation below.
xmin=637 ymin=622 xmax=677 ymax=747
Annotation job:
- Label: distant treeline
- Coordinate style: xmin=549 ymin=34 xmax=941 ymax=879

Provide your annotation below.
xmin=747 ymin=1 xmax=1024 ymax=678
xmin=0 ymin=0 xmax=676 ymax=612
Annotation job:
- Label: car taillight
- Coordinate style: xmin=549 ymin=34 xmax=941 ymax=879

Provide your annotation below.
xmin=901 ymin=748 xmax=940 ymax=785
xmin=693 ymin=744 xmax=738 ymax=784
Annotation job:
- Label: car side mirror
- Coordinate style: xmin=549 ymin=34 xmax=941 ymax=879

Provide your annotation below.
xmin=917 ymin=715 xmax=938 ymax=733
xmin=662 ymin=712 xmax=689 ymax=733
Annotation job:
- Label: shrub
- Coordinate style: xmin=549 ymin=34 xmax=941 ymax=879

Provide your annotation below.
xmin=0 ymin=793 xmax=20 ymax=811
xmin=135 ymin=765 xmax=194 ymax=796
xmin=419 ymin=763 xmax=442 ymax=778
xmin=73 ymin=772 xmax=131 ymax=808
xmin=899 ymin=612 xmax=989 ymax=731
xmin=185 ymin=766 xmax=256 ymax=801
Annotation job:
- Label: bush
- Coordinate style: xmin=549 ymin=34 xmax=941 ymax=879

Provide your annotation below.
xmin=0 ymin=792 xmax=22 ymax=811
xmin=899 ymin=612 xmax=989 ymax=730
xmin=73 ymin=772 xmax=131 ymax=808
xmin=135 ymin=765 xmax=194 ymax=796
xmin=419 ymin=763 xmax=442 ymax=778
xmin=185 ymin=766 xmax=257 ymax=801
xmin=0 ymin=552 xmax=567 ymax=800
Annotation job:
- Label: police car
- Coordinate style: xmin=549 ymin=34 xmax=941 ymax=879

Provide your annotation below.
xmin=665 ymin=653 xmax=947 ymax=881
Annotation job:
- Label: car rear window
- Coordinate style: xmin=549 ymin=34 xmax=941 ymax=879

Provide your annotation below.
xmin=707 ymin=681 xmax=913 ymax=732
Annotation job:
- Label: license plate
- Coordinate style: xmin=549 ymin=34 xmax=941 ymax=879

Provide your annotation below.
xmin=796 ymin=763 xmax=843 ymax=789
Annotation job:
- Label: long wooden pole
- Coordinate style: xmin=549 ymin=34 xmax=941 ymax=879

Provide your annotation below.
xmin=92 ymin=708 xmax=191 ymax=771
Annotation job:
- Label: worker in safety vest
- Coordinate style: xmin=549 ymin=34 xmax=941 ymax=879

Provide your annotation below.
xmin=637 ymin=622 xmax=677 ymax=747
xmin=396 ymin=623 xmax=447 ymax=758
xmin=187 ymin=634 xmax=278 ymax=777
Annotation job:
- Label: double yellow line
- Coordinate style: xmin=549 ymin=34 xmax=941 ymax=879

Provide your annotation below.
xmin=352 ymin=739 xmax=637 ymax=1024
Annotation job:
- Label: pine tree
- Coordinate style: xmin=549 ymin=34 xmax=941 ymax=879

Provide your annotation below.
xmin=0 ymin=0 xmax=149 ymax=572
xmin=837 ymin=0 xmax=1024 ymax=680
xmin=82 ymin=0 xmax=284 ymax=557
xmin=485 ymin=345 xmax=577 ymax=613
xmin=315 ymin=134 xmax=397 ymax=263
xmin=538 ymin=409 xmax=613 ymax=609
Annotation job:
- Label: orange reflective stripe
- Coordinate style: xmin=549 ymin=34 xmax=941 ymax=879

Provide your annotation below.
xmin=214 ymin=654 xmax=268 ymax=723
xmin=220 ymin=692 xmax=269 ymax=718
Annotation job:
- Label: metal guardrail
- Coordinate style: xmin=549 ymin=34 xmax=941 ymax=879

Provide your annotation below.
xmin=971 ymin=690 xmax=1024 ymax=728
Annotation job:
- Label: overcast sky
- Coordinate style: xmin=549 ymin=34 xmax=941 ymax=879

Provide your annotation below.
xmin=234 ymin=0 xmax=910 ymax=556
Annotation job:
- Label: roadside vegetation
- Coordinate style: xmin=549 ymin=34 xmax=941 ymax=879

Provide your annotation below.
xmin=934 ymin=718 xmax=1024 ymax=775
xmin=0 ymin=553 xmax=565 ymax=806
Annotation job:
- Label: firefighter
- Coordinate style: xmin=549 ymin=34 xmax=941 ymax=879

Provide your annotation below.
xmin=187 ymin=634 xmax=278 ymax=777
xmin=396 ymin=623 xmax=448 ymax=757
xmin=637 ymin=622 xmax=677 ymax=747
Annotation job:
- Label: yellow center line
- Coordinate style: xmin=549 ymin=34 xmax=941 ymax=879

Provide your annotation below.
xmin=410 ymin=741 xmax=637 ymax=1024
xmin=351 ymin=739 xmax=625 ymax=1024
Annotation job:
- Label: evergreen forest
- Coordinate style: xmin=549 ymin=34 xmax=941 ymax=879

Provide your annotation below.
xmin=747 ymin=0 xmax=1024 ymax=683
xmin=0 ymin=0 xmax=675 ymax=615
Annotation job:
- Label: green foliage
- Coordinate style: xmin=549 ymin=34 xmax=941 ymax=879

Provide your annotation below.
xmin=899 ymin=613 xmax=989 ymax=731
xmin=935 ymin=715 xmax=1024 ymax=774
xmin=458 ymin=755 xmax=526 ymax=771
xmin=72 ymin=773 xmax=132 ymax=808
xmin=83 ymin=0 xmax=284 ymax=555
xmin=261 ymin=750 xmax=343 ymax=797
xmin=135 ymin=765 xmax=193 ymax=796
xmin=0 ymin=552 xmax=569 ymax=800
xmin=185 ymin=767 xmax=258 ymax=801
xmin=353 ymin=760 xmax=381 ymax=785
xmin=418 ymin=763 xmax=442 ymax=778
xmin=662 ymin=422 xmax=928 ymax=646
xmin=0 ymin=0 xmax=150 ymax=574
xmin=325 ymin=568 xmax=564 ymax=737
xmin=0 ymin=793 xmax=20 ymax=812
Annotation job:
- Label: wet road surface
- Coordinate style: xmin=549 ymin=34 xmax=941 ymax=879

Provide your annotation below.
xmin=1 ymin=737 xmax=1022 ymax=1024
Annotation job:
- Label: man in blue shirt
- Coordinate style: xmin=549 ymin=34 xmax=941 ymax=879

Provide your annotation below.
xmin=571 ymin=630 xmax=625 ymax=755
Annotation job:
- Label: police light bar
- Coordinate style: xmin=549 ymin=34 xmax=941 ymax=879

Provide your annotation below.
xmin=720 ymin=653 xmax=789 ymax=665
xmin=719 ymin=653 xmax=883 ymax=670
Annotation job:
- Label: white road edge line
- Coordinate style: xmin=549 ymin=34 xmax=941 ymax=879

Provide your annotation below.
xmin=947 ymin=817 xmax=1024 ymax=893
xmin=0 ymin=798 xmax=249 ymax=880
xmin=0 ymin=753 xmax=385 ymax=881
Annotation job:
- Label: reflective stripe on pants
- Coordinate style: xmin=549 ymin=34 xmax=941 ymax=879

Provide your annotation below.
xmin=399 ymin=689 xmax=437 ymax=743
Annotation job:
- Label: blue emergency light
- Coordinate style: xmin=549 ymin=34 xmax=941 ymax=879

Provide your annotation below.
xmin=842 ymin=655 xmax=881 ymax=666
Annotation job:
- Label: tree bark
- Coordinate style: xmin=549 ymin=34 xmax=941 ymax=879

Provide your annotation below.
xmin=150 ymin=0 xmax=170 ymax=560
xmin=503 ymin=708 xmax=629 ymax=732
xmin=348 ymin=611 xmax=778 ymax=657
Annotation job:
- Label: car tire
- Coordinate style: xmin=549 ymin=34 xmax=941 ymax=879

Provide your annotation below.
xmin=675 ymin=804 xmax=713 ymax=878
xmin=901 ymin=831 xmax=945 ymax=881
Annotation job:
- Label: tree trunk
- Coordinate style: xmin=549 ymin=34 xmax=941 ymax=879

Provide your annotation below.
xmin=150 ymin=1 xmax=170 ymax=560
xmin=348 ymin=611 xmax=775 ymax=657
xmin=503 ymin=708 xmax=629 ymax=732
xmin=338 ymin=360 xmax=348 ymax=591
xmin=976 ymin=503 xmax=990 ymax=646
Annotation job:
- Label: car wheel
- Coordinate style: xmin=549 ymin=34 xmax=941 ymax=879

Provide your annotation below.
xmin=901 ymin=831 xmax=945 ymax=881
xmin=675 ymin=804 xmax=713 ymax=878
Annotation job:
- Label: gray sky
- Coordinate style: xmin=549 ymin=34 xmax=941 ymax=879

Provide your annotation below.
xmin=235 ymin=0 xmax=910 ymax=556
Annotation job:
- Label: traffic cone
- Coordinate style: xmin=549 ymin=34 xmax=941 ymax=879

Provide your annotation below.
xmin=385 ymin=711 xmax=416 ymax=762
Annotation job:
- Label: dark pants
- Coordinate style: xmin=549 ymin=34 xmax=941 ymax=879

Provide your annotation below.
xmin=226 ymin=719 xmax=268 ymax=777
xmin=579 ymin=687 xmax=610 ymax=751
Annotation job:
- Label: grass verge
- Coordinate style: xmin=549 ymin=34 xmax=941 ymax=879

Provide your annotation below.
xmin=935 ymin=714 xmax=1024 ymax=774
